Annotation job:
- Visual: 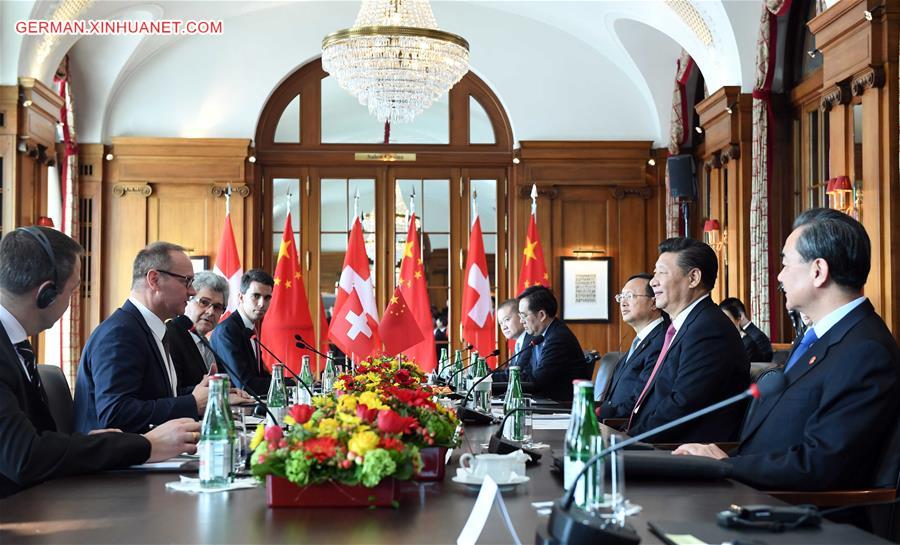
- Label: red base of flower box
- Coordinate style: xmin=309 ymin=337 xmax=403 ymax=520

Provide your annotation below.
xmin=415 ymin=446 xmax=448 ymax=481
xmin=266 ymin=475 xmax=397 ymax=508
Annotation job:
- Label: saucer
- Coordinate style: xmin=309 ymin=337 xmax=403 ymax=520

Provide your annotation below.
xmin=451 ymin=474 xmax=529 ymax=491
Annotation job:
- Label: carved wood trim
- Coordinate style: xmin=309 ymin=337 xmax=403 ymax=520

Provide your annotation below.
xmin=112 ymin=183 xmax=152 ymax=198
xmin=517 ymin=185 xmax=559 ymax=200
xmin=613 ymin=186 xmax=654 ymax=200
xmin=820 ymin=81 xmax=851 ymax=111
xmin=720 ymin=144 xmax=740 ymax=164
xmin=851 ymin=66 xmax=885 ymax=96
xmin=211 ymin=183 xmax=251 ymax=198
xmin=705 ymin=153 xmax=722 ymax=170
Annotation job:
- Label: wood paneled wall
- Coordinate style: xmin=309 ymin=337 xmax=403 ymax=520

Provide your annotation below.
xmin=82 ymin=137 xmax=254 ymax=327
xmin=509 ymin=141 xmax=667 ymax=355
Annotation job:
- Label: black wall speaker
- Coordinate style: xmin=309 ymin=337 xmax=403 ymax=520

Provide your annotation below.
xmin=667 ymin=155 xmax=696 ymax=200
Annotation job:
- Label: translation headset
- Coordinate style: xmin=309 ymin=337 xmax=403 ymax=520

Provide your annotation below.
xmin=17 ymin=226 xmax=59 ymax=309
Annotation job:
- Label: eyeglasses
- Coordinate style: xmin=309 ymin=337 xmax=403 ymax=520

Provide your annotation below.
xmin=156 ymin=269 xmax=194 ymax=289
xmin=614 ymin=292 xmax=654 ymax=304
xmin=191 ymin=296 xmax=226 ymax=314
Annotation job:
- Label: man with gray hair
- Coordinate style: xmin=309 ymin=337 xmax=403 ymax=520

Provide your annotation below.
xmin=167 ymin=271 xmax=229 ymax=389
xmin=75 ymin=242 xmax=214 ymax=433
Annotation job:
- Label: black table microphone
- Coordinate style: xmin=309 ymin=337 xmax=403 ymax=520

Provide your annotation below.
xmin=293 ymin=334 xmax=344 ymax=371
xmin=456 ymin=336 xmax=544 ymax=424
xmin=254 ymin=338 xmax=315 ymax=400
xmin=441 ymin=344 xmax=484 ymax=390
xmin=544 ymin=372 xmax=788 ymax=545
xmin=487 ymin=404 xmax=570 ymax=461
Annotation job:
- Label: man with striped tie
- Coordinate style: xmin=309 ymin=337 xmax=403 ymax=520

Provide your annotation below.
xmin=675 ymin=208 xmax=900 ymax=491
xmin=596 ymin=273 xmax=668 ymax=420
xmin=0 ymin=227 xmax=198 ymax=497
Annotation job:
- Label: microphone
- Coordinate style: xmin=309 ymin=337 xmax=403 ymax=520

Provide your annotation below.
xmin=254 ymin=338 xmax=315 ymax=400
xmin=545 ymin=373 xmax=788 ymax=545
xmin=487 ymin=404 xmax=571 ymax=461
xmin=457 ymin=336 xmax=544 ymax=424
xmin=445 ymin=345 xmax=494 ymax=391
xmin=170 ymin=315 xmax=279 ymax=426
xmin=293 ymin=335 xmax=345 ymax=372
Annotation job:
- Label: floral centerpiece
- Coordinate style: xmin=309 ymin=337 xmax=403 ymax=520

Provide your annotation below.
xmin=250 ymin=356 xmax=461 ymax=506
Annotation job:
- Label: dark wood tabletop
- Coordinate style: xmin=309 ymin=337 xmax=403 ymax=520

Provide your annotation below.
xmin=0 ymin=425 xmax=890 ymax=545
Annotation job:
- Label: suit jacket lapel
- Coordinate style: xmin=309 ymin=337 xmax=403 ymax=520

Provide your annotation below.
xmin=740 ymin=301 xmax=873 ymax=442
xmin=640 ymin=300 xmax=708 ymax=398
xmin=122 ymin=301 xmax=171 ymax=389
xmin=0 ymin=326 xmax=55 ymax=428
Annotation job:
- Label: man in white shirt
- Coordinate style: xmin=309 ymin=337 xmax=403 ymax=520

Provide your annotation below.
xmin=75 ymin=242 xmax=212 ymax=433
xmin=596 ymin=273 xmax=668 ymax=419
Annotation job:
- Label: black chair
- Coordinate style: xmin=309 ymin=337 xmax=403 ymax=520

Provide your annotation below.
xmin=37 ymin=364 xmax=74 ymax=434
xmin=591 ymin=351 xmax=621 ymax=402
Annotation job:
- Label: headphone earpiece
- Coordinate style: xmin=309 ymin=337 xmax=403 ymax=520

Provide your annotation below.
xmin=17 ymin=226 xmax=59 ymax=309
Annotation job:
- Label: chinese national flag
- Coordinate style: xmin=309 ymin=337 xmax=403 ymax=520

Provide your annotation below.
xmin=517 ymin=211 xmax=550 ymax=294
xmin=318 ymin=295 xmax=329 ymax=374
xmin=213 ymin=212 xmax=243 ymax=321
xmin=379 ymin=289 xmax=424 ymax=356
xmin=328 ymin=217 xmax=381 ymax=359
xmin=461 ymin=209 xmax=496 ymax=361
xmin=260 ymin=212 xmax=315 ymax=376
xmin=396 ymin=213 xmax=437 ymax=371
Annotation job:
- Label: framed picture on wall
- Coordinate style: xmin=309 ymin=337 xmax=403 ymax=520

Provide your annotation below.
xmin=560 ymin=257 xmax=611 ymax=323
xmin=190 ymin=256 xmax=210 ymax=273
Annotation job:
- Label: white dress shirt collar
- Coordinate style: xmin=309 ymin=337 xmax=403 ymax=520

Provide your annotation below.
xmin=671 ymin=293 xmax=710 ymax=332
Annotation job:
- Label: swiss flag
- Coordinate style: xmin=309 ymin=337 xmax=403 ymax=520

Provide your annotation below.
xmin=397 ymin=213 xmax=437 ymax=371
xmin=259 ymin=212 xmax=315 ymax=376
xmin=461 ymin=208 xmax=496 ymax=361
xmin=328 ymin=217 xmax=380 ymax=359
xmin=379 ymin=289 xmax=424 ymax=356
xmin=213 ymin=212 xmax=243 ymax=321
xmin=517 ymin=209 xmax=550 ymax=293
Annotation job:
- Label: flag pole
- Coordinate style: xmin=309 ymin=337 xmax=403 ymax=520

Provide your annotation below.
xmin=471 ymin=189 xmax=478 ymax=227
xmin=225 ymin=182 xmax=232 ymax=215
xmin=353 ymin=187 xmax=360 ymax=222
xmin=531 ymin=184 xmax=538 ymax=218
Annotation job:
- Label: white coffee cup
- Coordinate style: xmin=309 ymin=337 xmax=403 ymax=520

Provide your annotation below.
xmin=458 ymin=453 xmax=516 ymax=483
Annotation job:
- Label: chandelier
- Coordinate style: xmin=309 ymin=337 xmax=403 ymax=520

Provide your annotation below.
xmin=321 ymin=0 xmax=470 ymax=124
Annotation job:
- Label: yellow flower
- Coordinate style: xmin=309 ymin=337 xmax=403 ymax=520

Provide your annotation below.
xmin=337 ymin=412 xmax=362 ymax=427
xmin=365 ymin=372 xmax=382 ymax=385
xmin=249 ymin=423 xmax=265 ymax=450
xmin=348 ymin=430 xmax=380 ymax=455
xmin=318 ymin=418 xmax=339 ymax=437
xmin=358 ymin=391 xmax=387 ymax=410
xmin=333 ymin=379 xmax=346 ymax=391
xmin=337 ymin=395 xmax=358 ymax=413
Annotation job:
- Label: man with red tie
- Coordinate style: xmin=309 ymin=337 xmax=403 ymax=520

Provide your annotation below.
xmin=675 ymin=209 xmax=900 ymax=491
xmin=627 ymin=238 xmax=749 ymax=443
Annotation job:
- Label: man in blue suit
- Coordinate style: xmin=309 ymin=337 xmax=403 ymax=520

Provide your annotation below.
xmin=596 ymin=273 xmax=668 ymax=420
xmin=675 ymin=208 xmax=900 ymax=491
xmin=1 ymin=229 xmax=198 ymax=497
xmin=74 ymin=242 xmax=213 ymax=434
xmin=517 ymin=286 xmax=590 ymax=402
xmin=495 ymin=298 xmax=533 ymax=382
xmin=210 ymin=269 xmax=274 ymax=396
xmin=627 ymin=238 xmax=749 ymax=443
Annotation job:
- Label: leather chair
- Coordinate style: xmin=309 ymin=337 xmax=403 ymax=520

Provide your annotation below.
xmin=592 ymin=351 xmax=621 ymax=400
xmin=37 ymin=364 xmax=75 ymax=434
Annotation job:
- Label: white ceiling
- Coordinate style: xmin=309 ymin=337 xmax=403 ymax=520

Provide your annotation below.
xmin=4 ymin=0 xmax=764 ymax=147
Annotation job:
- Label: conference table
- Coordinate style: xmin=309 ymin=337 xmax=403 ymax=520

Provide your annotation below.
xmin=0 ymin=424 xmax=890 ymax=545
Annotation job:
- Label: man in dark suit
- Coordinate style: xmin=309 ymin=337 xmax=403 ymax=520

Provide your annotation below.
xmin=74 ymin=242 xmax=214 ymax=434
xmin=675 ymin=208 xmax=900 ymax=491
xmin=495 ymin=298 xmax=533 ymax=382
xmin=210 ymin=269 xmax=274 ymax=395
xmin=0 ymin=227 xmax=197 ymax=497
xmin=517 ymin=286 xmax=590 ymax=402
xmin=627 ymin=238 xmax=750 ymax=443
xmin=168 ymin=271 xmax=230 ymax=390
xmin=720 ymin=297 xmax=774 ymax=362
xmin=597 ymin=273 xmax=668 ymax=420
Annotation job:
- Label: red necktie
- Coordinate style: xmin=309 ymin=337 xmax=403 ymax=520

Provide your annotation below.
xmin=627 ymin=323 xmax=676 ymax=432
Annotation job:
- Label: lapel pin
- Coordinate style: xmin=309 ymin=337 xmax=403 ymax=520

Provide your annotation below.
xmin=808 ymin=356 xmax=817 ymax=366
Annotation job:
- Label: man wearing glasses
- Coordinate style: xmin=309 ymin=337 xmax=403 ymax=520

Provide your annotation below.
xmin=596 ymin=273 xmax=669 ymax=420
xmin=75 ymin=242 xmax=212 ymax=434
xmin=167 ymin=271 xmax=229 ymax=389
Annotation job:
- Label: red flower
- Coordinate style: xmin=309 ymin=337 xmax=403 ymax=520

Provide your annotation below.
xmin=303 ymin=436 xmax=339 ymax=462
xmin=356 ymin=403 xmax=379 ymax=423
xmin=377 ymin=409 xmax=417 ymax=434
xmin=380 ymin=436 xmax=405 ymax=451
xmin=289 ymin=404 xmax=314 ymax=425
xmin=264 ymin=425 xmax=283 ymax=442
xmin=394 ymin=369 xmax=412 ymax=385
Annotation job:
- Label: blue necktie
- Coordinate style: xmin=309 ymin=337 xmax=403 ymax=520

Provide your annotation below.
xmin=625 ymin=336 xmax=641 ymax=362
xmin=784 ymin=328 xmax=819 ymax=373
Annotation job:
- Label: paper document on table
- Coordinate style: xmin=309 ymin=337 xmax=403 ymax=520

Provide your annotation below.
xmin=532 ymin=417 xmax=569 ymax=430
xmin=663 ymin=535 xmax=707 ymax=545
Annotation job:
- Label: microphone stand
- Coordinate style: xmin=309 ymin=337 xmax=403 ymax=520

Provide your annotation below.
xmin=544 ymin=377 xmax=786 ymax=545
xmin=254 ymin=338 xmax=316 ymax=400
xmin=488 ymin=406 xmax=571 ymax=461
xmin=457 ymin=338 xmax=542 ymax=424
xmin=443 ymin=347 xmax=486 ymax=392
xmin=294 ymin=335 xmax=347 ymax=374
